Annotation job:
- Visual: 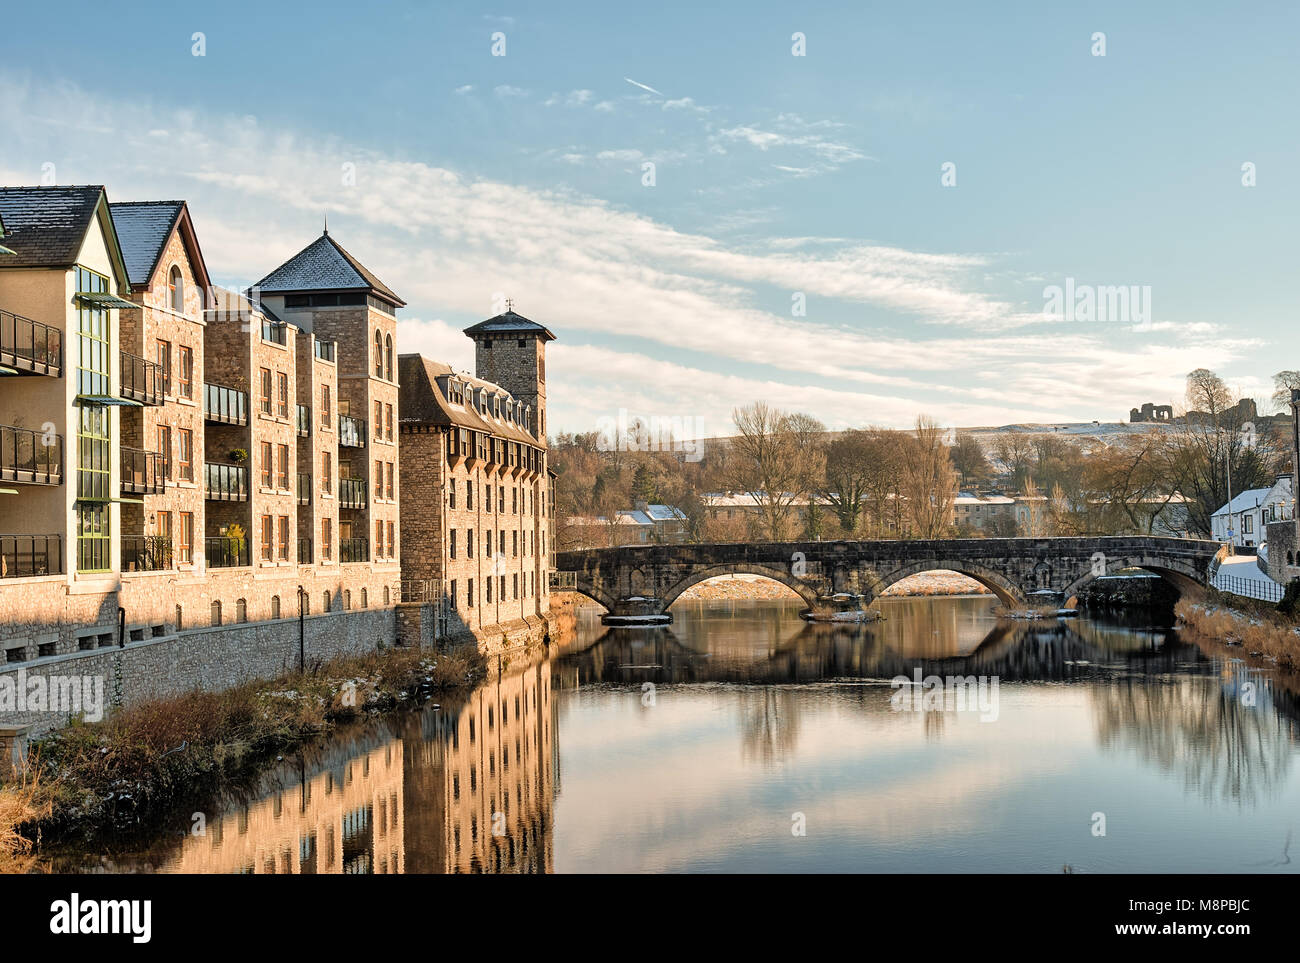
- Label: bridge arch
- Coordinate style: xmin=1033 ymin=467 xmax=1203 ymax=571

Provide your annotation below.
xmin=568 ymin=577 xmax=618 ymax=614
xmin=1058 ymin=556 xmax=1205 ymax=609
xmin=658 ymin=562 xmax=821 ymax=613
xmin=864 ymin=560 xmax=1027 ymax=609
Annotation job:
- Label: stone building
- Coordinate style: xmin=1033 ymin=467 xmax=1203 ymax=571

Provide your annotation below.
xmin=397 ymin=309 xmax=555 ymax=644
xmin=0 ymin=185 xmax=406 ymax=733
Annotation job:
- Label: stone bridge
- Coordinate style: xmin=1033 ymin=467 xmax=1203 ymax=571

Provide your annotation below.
xmin=554 ymin=536 xmax=1225 ymax=624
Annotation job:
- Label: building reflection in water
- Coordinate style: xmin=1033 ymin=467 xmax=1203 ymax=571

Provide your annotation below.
xmin=152 ymin=656 xmax=558 ymax=874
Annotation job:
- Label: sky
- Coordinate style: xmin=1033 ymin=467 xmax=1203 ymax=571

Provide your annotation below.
xmin=2 ymin=1 xmax=1297 ymax=437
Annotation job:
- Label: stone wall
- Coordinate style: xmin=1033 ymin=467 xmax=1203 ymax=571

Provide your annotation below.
xmin=1265 ymin=520 xmax=1299 ymax=584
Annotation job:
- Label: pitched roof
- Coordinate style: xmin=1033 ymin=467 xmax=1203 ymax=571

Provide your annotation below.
xmin=109 ymin=201 xmax=184 ymax=287
xmin=255 ymin=231 xmax=405 ymax=306
xmin=0 ymin=186 xmax=109 ymax=268
xmin=397 ymin=353 xmax=539 ymax=446
xmin=463 ymin=309 xmax=556 ymax=342
xmin=1212 ymin=488 xmax=1272 ymax=517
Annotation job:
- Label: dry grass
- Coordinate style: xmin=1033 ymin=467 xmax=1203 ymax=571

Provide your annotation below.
xmin=1175 ymin=595 xmax=1300 ymax=669
xmin=2 ymin=643 xmax=486 ymax=851
xmin=0 ymin=769 xmax=50 ymax=874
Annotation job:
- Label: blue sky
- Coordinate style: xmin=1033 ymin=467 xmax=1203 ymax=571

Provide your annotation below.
xmin=2 ymin=1 xmax=1297 ymax=435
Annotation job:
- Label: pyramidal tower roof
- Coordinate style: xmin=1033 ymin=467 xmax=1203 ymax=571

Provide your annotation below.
xmin=255 ymin=230 xmax=405 ymax=306
xmin=463 ymin=308 xmax=556 ymax=341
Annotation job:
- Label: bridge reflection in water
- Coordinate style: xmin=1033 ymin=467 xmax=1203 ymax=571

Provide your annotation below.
xmin=65 ymin=595 xmax=1300 ymax=873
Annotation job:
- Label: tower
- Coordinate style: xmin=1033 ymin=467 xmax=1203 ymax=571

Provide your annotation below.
xmin=462 ymin=307 xmax=556 ymax=442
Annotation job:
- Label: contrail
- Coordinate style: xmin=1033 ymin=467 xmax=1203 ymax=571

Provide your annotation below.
xmin=624 ymin=77 xmax=663 ymax=95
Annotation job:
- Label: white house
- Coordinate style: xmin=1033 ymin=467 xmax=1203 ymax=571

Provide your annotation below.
xmin=1211 ymin=476 xmax=1292 ymax=548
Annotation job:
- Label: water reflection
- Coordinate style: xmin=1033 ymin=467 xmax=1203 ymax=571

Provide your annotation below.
xmin=57 ymin=596 xmax=1300 ymax=873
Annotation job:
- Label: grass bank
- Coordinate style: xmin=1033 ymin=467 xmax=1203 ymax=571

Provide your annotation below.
xmin=1175 ymin=591 xmax=1300 ymax=670
xmin=0 ymin=643 xmax=487 ymax=863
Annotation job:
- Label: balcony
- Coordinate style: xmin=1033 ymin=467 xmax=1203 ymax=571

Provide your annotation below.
xmin=339 ymin=414 xmax=366 ymax=448
xmin=339 ymin=476 xmax=367 ymax=509
xmin=205 ymin=535 xmax=249 ymax=569
xmin=120 ymin=350 xmax=164 ymax=405
xmin=0 ymin=310 xmax=62 ymax=377
xmin=296 ymin=403 xmax=311 ymax=436
xmin=204 ymin=383 xmax=248 ymax=425
xmin=297 ymin=472 xmax=311 ymax=506
xmin=120 ymin=446 xmax=165 ymax=495
xmin=121 ymin=534 xmax=172 ymax=572
xmin=0 ymin=534 xmax=62 ymax=578
xmin=340 ymin=537 xmax=369 ymax=563
xmin=298 ymin=536 xmax=313 ymax=564
xmin=205 ymin=462 xmax=249 ymax=501
xmin=314 ymin=339 xmax=336 ymax=362
xmin=0 ymin=423 xmax=61 ymax=486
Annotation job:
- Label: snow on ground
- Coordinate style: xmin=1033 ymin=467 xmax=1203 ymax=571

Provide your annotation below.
xmin=1212 ymin=554 xmax=1284 ymax=601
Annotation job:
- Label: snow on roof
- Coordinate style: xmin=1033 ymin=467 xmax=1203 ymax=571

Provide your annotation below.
xmin=1211 ymin=488 xmax=1272 ymax=517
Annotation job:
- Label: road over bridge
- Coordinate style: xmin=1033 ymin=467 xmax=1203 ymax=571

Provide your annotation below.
xmin=554 ymin=536 xmax=1226 ymax=624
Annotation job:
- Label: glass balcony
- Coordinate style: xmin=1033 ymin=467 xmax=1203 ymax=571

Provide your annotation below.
xmin=0 ymin=310 xmax=61 ymax=376
xmin=121 ymin=534 xmax=172 ymax=572
xmin=204 ymin=462 xmax=249 ymax=501
xmin=297 ymin=472 xmax=311 ymax=506
xmin=339 ymin=476 xmax=367 ymax=509
xmin=0 ymin=423 xmax=61 ymax=485
xmin=261 ymin=320 xmax=287 ymax=345
xmin=314 ymin=339 xmax=336 ymax=362
xmin=204 ymin=383 xmax=248 ymax=425
xmin=120 ymin=350 xmax=164 ymax=405
xmin=298 ymin=536 xmax=313 ymax=564
xmin=340 ymin=537 xmax=369 ymax=563
xmin=296 ymin=403 xmax=311 ymax=437
xmin=205 ymin=535 xmax=249 ymax=569
xmin=0 ymin=534 xmax=62 ymax=578
xmin=120 ymin=446 xmax=165 ymax=495
xmin=339 ymin=414 xmax=366 ymax=448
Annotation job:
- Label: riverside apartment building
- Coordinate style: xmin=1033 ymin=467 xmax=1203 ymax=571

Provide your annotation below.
xmin=0 ymin=186 xmax=402 ymax=725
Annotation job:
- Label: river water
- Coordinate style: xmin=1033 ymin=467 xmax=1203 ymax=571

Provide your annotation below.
xmin=58 ymin=596 xmax=1300 ymax=873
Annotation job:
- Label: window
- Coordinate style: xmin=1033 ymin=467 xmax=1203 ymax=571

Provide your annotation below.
xmin=375 ymin=519 xmax=384 ymax=557
xmin=261 ymin=516 xmax=273 ymax=561
xmin=375 ymin=458 xmax=383 ymax=498
xmin=259 ymin=368 xmax=272 ymax=414
xmin=75 ymin=266 xmax=110 ymax=396
xmin=169 ymin=265 xmax=185 ymax=312
xmin=386 ymin=462 xmax=394 ymax=500
xmin=486 ymin=530 xmax=492 ymax=558
xmin=513 ymin=573 xmax=518 ymax=599
xmin=261 ymin=441 xmax=273 ymax=487
xmin=385 ymin=404 xmax=393 ymax=440
xmin=344 ymin=590 xmax=351 ymax=611
xmin=271 ymin=595 xmax=281 ymax=619
xmin=375 ymin=400 xmax=383 ymax=439
xmin=450 ymin=529 xmax=457 ymax=559
xmin=322 ymin=518 xmax=333 ymax=560
xmin=236 ymin=599 xmax=248 ymax=623
xmin=468 ymin=529 xmax=474 ymax=558
xmin=467 ymin=480 xmax=474 ymax=510
xmin=387 ymin=521 xmax=394 ymax=559
xmin=467 ymin=579 xmax=474 ymax=608
xmin=324 ymin=590 xmax=332 ymax=611
xmin=383 ymin=585 xmax=390 ymax=605
xmin=156 ymin=511 xmax=172 ymax=554
xmin=277 ymin=371 xmax=289 ymax=418
xmin=178 ymin=428 xmax=193 ymax=481
xmin=178 ymin=345 xmax=193 ymax=398
xmin=278 ymin=516 xmax=289 ymax=560
xmin=150 ymin=339 xmax=172 ymax=397
xmin=158 ymin=423 xmax=172 ymax=480
xmin=276 ymin=444 xmax=289 ymax=490
xmin=211 ymin=601 xmax=222 ymax=626
xmin=76 ymin=503 xmax=110 ymax=573
xmin=361 ymin=588 xmax=368 ymax=608
xmin=374 ymin=330 xmax=383 ymax=377
xmin=179 ymin=512 xmax=193 ymax=563
xmin=499 ymin=530 xmax=506 ymax=555
xmin=384 ymin=334 xmax=393 ymax=381
xmin=487 ymin=578 xmax=493 ymax=603
xmin=322 ymin=451 xmax=332 ymax=493
xmin=321 ymin=384 xmax=331 ymax=422
xmin=449 ymin=479 xmax=456 ymax=509
xmin=512 ymin=487 xmax=518 ymax=514
xmin=77 ymin=405 xmax=111 ymax=501
xmin=450 ymin=580 xmax=457 ymax=607
xmin=512 ymin=530 xmax=518 ymax=557
xmin=499 ymin=486 xmax=505 ymax=513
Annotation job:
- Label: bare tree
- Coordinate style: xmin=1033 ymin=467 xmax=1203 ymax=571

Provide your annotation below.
xmin=899 ymin=416 xmax=957 ymax=538
xmin=723 ymin=403 xmax=824 ymax=542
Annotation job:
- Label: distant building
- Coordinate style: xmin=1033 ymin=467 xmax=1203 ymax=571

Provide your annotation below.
xmin=953 ymin=492 xmax=1016 ymax=532
xmin=1130 ymin=402 xmax=1174 ymax=423
xmin=1210 ymin=477 xmax=1291 ymax=548
xmin=563 ymin=502 xmax=686 ymax=548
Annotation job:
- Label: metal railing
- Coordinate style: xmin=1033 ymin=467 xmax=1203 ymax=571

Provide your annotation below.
xmin=0 ymin=534 xmax=62 ymax=578
xmin=400 ymin=579 xmax=437 ymax=603
xmin=298 ymin=536 xmax=313 ymax=564
xmin=340 ymin=537 xmax=369 ymax=563
xmin=1214 ymin=573 xmax=1286 ymax=604
xmin=204 ymin=382 xmax=248 ymax=425
xmin=314 ymin=339 xmax=335 ymax=362
xmin=296 ymin=403 xmax=311 ymax=436
xmin=297 ymin=472 xmax=311 ymax=506
xmin=339 ymin=414 xmax=366 ymax=448
xmin=120 ymin=350 xmax=164 ymax=405
xmin=0 ymin=310 xmax=61 ymax=376
xmin=120 ymin=446 xmax=165 ymax=494
xmin=121 ymin=534 xmax=172 ymax=572
xmin=339 ymin=476 xmax=367 ymax=508
xmin=0 ymin=423 xmax=61 ymax=485
xmin=204 ymin=462 xmax=249 ymax=501
xmin=205 ymin=536 xmax=249 ymax=569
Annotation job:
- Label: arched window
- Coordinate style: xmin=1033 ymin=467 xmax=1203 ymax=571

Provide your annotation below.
xmin=361 ymin=587 xmax=368 ymax=608
xmin=374 ymin=330 xmax=383 ymax=377
xmin=271 ymin=595 xmax=281 ymax=619
xmin=169 ymin=265 xmax=185 ymax=312
xmin=344 ymin=589 xmax=352 ymax=610
xmin=210 ymin=600 xmax=222 ymax=626
xmin=1290 ymin=551 xmax=1295 ymax=566
xmin=383 ymin=585 xmax=390 ymax=605
xmin=175 ymin=604 xmax=184 ymax=631
xmin=384 ymin=334 xmax=393 ymax=381
xmin=236 ymin=598 xmax=247 ymax=623
xmin=323 ymin=590 xmax=332 ymax=611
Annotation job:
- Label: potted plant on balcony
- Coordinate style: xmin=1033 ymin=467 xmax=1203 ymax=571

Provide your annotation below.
xmin=226 ymin=523 xmax=246 ymax=565
xmin=230 ymin=448 xmax=248 ymax=464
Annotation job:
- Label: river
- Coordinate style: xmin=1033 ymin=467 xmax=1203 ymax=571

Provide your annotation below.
xmin=53 ymin=595 xmax=1300 ymax=873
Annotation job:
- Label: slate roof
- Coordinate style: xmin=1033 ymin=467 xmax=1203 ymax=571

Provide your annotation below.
xmin=1211 ymin=488 xmax=1273 ymax=517
xmin=255 ymin=232 xmax=405 ymax=306
xmin=0 ymin=186 xmax=106 ymax=268
xmin=398 ymin=353 xmax=539 ymax=446
xmin=463 ymin=309 xmax=556 ymax=342
xmin=109 ymin=201 xmax=184 ymax=287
